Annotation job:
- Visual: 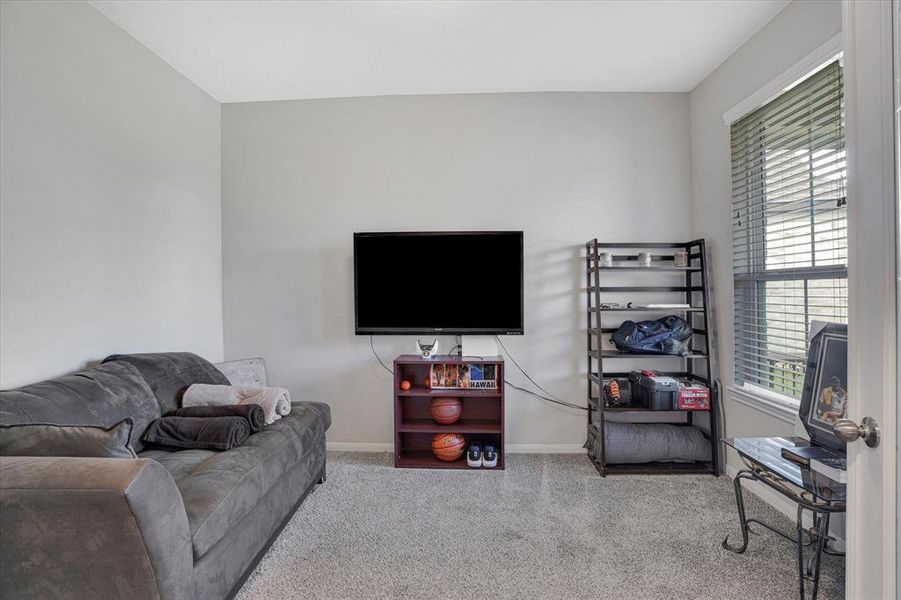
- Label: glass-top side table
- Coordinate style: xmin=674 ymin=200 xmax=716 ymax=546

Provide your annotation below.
xmin=722 ymin=436 xmax=846 ymax=600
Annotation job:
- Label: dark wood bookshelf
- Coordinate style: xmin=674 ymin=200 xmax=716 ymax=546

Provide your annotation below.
xmin=397 ymin=386 xmax=502 ymax=397
xmin=393 ymin=355 xmax=505 ymax=470
xmin=395 ymin=450 xmax=470 ymax=469
xmin=397 ymin=418 xmax=502 ymax=434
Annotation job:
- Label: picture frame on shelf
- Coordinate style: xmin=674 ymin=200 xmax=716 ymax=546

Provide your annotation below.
xmin=798 ymin=322 xmax=848 ymax=452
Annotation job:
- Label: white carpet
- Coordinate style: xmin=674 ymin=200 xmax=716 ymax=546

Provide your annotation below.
xmin=236 ymin=452 xmax=844 ymax=600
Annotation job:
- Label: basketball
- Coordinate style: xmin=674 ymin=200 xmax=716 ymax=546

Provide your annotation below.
xmin=400 ymin=380 xmax=411 ymax=391
xmin=430 ymin=398 xmax=462 ymax=425
xmin=431 ymin=433 xmax=465 ymax=461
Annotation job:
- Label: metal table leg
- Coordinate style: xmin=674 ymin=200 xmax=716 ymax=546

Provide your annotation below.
xmin=725 ymin=468 xmax=838 ymax=600
xmin=724 ymin=469 xmax=810 ymax=553
xmin=795 ymin=505 xmax=832 ymax=600
xmin=810 ymin=511 xmax=830 ymax=600
xmin=797 ymin=504 xmax=807 ymax=600
xmin=723 ymin=470 xmax=753 ymax=553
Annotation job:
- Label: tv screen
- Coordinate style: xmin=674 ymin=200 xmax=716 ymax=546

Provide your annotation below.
xmin=354 ymin=231 xmax=524 ymax=335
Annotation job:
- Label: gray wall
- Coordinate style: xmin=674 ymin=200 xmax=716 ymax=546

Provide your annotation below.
xmin=0 ymin=1 xmax=223 ymax=388
xmin=689 ymin=0 xmax=842 ymax=462
xmin=222 ymin=92 xmax=693 ymax=447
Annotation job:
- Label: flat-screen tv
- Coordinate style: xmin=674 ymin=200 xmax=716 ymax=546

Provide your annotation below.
xmin=354 ymin=231 xmax=523 ymax=335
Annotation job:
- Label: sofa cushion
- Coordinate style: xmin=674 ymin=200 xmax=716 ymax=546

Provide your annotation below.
xmin=0 ymin=419 xmax=137 ymax=458
xmin=142 ymin=401 xmax=330 ymax=558
xmin=0 ymin=361 xmax=160 ymax=453
xmin=102 ymin=352 xmax=230 ymax=414
xmin=140 ymin=448 xmax=218 ymax=481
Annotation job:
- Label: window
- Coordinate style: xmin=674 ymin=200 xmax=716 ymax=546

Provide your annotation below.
xmin=731 ymin=60 xmax=847 ymax=400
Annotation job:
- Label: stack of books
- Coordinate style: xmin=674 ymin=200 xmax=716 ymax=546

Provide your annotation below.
xmin=781 ymin=445 xmax=847 ymax=483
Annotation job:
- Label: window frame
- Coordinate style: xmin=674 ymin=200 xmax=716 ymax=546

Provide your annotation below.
xmin=723 ymin=37 xmax=845 ymax=415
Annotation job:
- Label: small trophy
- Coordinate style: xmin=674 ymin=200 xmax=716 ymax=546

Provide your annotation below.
xmin=416 ymin=339 xmax=439 ymax=359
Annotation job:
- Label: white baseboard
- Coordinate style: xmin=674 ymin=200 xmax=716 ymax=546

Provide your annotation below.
xmin=326 ymin=442 xmax=584 ymax=454
xmin=327 ymin=442 xmax=392 ymax=452
xmin=504 ymin=444 xmax=584 ymax=454
xmin=725 ymin=464 xmax=846 ymax=551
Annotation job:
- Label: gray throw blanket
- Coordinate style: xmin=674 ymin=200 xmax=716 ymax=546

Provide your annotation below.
xmin=142 ymin=416 xmax=250 ymax=451
xmin=167 ymin=404 xmax=265 ymax=434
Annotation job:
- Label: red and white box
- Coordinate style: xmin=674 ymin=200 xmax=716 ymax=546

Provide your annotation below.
xmin=678 ymin=385 xmax=710 ymax=410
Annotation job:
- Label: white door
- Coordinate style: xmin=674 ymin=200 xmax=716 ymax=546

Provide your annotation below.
xmin=842 ymin=1 xmax=899 ymax=599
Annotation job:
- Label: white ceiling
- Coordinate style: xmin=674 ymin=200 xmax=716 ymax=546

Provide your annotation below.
xmin=89 ymin=0 xmax=789 ymax=104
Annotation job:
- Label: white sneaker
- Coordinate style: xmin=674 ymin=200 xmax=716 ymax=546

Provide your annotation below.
xmin=482 ymin=444 xmax=498 ymax=468
xmin=466 ymin=441 xmax=482 ymax=467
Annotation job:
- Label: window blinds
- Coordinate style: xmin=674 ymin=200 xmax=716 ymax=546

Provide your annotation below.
xmin=731 ymin=60 xmax=847 ymax=399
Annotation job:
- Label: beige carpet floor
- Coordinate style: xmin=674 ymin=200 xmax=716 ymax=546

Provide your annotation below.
xmin=236 ymin=452 xmax=844 ymax=600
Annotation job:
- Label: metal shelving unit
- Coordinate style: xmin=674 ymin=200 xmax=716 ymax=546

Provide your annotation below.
xmin=585 ymin=239 xmax=720 ymax=476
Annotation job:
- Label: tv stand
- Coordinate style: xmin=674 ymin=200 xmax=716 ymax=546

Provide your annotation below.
xmin=461 ymin=335 xmax=498 ymax=358
xmin=393 ymin=355 xmax=505 ymax=469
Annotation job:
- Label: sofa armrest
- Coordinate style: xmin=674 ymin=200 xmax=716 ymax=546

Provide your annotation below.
xmin=0 ymin=456 xmax=193 ymax=600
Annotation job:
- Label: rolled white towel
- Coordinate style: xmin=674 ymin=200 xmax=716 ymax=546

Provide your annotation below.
xmin=182 ymin=385 xmax=292 ymax=425
xmin=236 ymin=386 xmax=291 ymax=425
xmin=182 ymin=384 xmax=242 ymax=407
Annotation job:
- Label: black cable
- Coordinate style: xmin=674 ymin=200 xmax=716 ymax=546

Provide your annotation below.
xmin=496 ymin=335 xmax=583 ymax=407
xmin=504 ymin=379 xmax=589 ymax=411
xmin=495 ymin=335 xmax=561 ymax=401
xmin=446 ymin=335 xmax=462 ymax=356
xmin=369 ymin=336 xmax=393 ymax=375
xmin=368 ymin=333 xmax=583 ymax=409
xmin=495 ymin=335 xmax=587 ymax=411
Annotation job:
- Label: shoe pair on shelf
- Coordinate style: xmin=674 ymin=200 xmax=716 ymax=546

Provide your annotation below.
xmin=466 ymin=440 xmax=498 ymax=468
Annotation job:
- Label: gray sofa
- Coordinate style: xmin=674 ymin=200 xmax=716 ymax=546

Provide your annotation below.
xmin=0 ymin=353 xmax=330 ymax=600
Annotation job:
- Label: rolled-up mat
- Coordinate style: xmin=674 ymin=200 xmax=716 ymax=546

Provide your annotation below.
xmin=167 ymin=404 xmax=265 ymax=434
xmin=142 ymin=416 xmax=250 ymax=451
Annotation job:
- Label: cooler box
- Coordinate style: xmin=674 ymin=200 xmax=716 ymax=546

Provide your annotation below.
xmin=629 ymin=372 xmax=679 ymax=410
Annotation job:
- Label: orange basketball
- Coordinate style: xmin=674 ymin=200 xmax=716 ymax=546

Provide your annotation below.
xmin=431 ymin=433 xmax=465 ymax=461
xmin=400 ymin=380 xmax=411 ymax=391
xmin=430 ymin=398 xmax=462 ymax=425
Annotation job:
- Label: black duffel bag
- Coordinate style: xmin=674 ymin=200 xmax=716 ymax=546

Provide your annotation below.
xmin=610 ymin=315 xmax=693 ymax=356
